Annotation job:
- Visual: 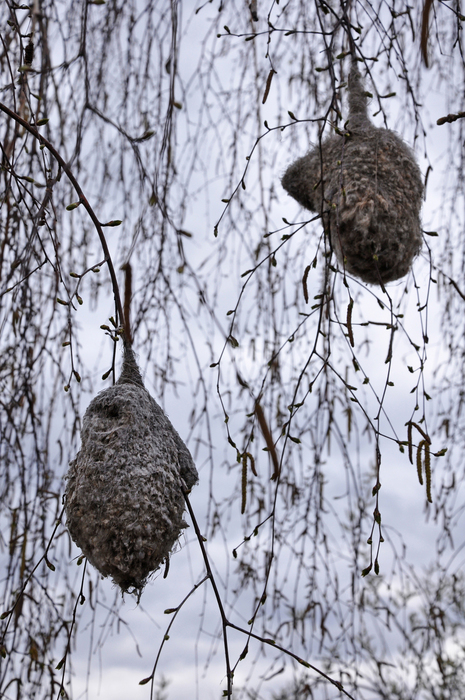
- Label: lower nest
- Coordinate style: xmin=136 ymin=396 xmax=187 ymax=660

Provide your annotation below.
xmin=65 ymin=383 xmax=195 ymax=596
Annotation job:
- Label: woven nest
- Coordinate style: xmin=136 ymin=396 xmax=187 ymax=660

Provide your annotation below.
xmin=282 ymin=61 xmax=423 ymax=284
xmin=65 ymin=346 xmax=198 ymax=597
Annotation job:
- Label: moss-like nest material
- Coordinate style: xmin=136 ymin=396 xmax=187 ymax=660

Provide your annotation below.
xmin=282 ymin=61 xmax=423 ymax=285
xmin=65 ymin=346 xmax=198 ymax=596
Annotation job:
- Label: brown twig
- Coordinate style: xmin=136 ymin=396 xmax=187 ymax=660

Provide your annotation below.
xmin=421 ymin=0 xmax=434 ymax=67
xmin=121 ymin=262 xmax=133 ymax=346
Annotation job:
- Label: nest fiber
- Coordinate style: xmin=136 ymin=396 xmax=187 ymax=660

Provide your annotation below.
xmin=65 ymin=347 xmax=198 ymax=596
xmin=282 ymin=61 xmax=423 ymax=284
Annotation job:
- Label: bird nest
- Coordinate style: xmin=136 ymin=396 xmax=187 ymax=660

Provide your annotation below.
xmin=282 ymin=61 xmax=423 ymax=285
xmin=65 ymin=347 xmax=198 ymax=597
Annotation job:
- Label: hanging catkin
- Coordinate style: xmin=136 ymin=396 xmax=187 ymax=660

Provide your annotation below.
xmin=282 ymin=60 xmax=423 ymax=285
xmin=65 ymin=345 xmax=198 ymax=597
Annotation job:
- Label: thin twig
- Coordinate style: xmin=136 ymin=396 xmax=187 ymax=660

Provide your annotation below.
xmin=181 ymin=485 xmax=357 ymax=699
xmin=181 ymin=484 xmax=234 ymax=698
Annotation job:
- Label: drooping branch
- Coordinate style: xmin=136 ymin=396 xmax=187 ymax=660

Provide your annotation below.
xmin=0 ymin=101 xmax=127 ymax=341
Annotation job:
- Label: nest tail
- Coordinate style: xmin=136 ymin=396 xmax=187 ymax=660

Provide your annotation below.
xmin=347 ymin=58 xmax=370 ymax=131
xmin=117 ymin=343 xmax=144 ymax=387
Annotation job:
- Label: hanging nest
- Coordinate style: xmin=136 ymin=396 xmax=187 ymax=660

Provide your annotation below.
xmin=65 ymin=345 xmax=198 ymax=597
xmin=282 ymin=60 xmax=423 ymax=285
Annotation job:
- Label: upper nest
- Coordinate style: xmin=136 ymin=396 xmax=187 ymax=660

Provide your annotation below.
xmin=281 ymin=61 xmax=423 ymax=284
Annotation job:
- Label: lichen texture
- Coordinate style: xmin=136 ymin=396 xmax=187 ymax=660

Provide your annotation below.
xmin=65 ymin=346 xmax=198 ymax=596
xmin=282 ymin=60 xmax=423 ymax=284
